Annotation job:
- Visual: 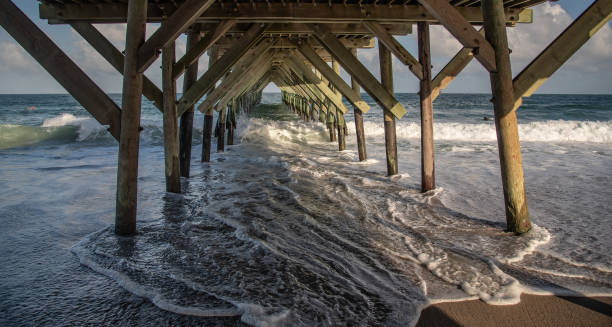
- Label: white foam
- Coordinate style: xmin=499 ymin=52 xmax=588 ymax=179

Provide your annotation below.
xmin=348 ymin=120 xmax=612 ymax=143
xmin=42 ymin=113 xmax=107 ymax=141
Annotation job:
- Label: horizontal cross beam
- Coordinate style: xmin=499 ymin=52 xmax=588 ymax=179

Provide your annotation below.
xmin=39 ymin=3 xmax=532 ymax=25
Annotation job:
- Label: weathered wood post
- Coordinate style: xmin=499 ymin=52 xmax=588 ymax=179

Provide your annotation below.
xmin=202 ymin=47 xmax=218 ymax=162
xmin=333 ymin=59 xmax=346 ymax=151
xmin=115 ymin=0 xmax=147 ymax=235
xmin=179 ymin=25 xmax=201 ymax=177
xmin=327 ymin=102 xmax=337 ymax=142
xmin=418 ymin=22 xmax=435 ymax=192
xmin=162 ymin=40 xmax=181 ymax=193
xmin=482 ymin=1 xmax=531 ymax=233
xmin=379 ymin=43 xmax=398 ymax=176
xmin=227 ymin=98 xmax=235 ymax=145
xmin=350 ymin=48 xmax=367 ymax=161
xmin=217 ymin=105 xmax=226 ymax=152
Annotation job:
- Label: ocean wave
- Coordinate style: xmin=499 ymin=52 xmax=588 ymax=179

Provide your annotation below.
xmin=350 ymin=120 xmax=612 ymax=143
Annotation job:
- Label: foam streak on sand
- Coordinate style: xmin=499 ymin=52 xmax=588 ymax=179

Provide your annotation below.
xmin=71 ymin=109 xmax=612 ymax=326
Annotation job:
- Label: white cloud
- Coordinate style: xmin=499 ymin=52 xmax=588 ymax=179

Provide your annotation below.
xmin=0 ymin=41 xmax=40 ymax=72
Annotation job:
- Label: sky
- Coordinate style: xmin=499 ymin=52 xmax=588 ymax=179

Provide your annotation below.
xmin=0 ymin=1 xmax=610 ymax=94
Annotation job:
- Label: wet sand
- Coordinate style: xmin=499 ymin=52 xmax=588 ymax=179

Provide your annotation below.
xmin=416 ymin=295 xmax=612 ymax=327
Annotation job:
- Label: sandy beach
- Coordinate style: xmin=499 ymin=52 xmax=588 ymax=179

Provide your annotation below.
xmin=416 ymin=295 xmax=612 ymax=327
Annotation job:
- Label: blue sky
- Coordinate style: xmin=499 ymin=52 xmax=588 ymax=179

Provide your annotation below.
xmin=0 ymin=1 xmax=610 ymax=94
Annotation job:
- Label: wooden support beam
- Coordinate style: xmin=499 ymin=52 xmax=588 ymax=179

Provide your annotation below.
xmin=217 ymin=62 xmax=273 ymax=110
xmin=351 ymin=48 xmax=367 ymax=162
xmin=137 ymin=0 xmax=216 ymax=72
xmin=0 ymin=1 xmax=121 ymax=140
xmin=308 ymin=23 xmax=407 ymax=119
xmin=70 ymin=22 xmax=163 ymax=111
xmin=179 ymin=26 xmax=202 ymax=178
xmin=277 ymin=65 xmax=327 ymax=107
xmin=293 ymin=40 xmax=370 ymax=114
xmin=216 ymin=102 xmax=226 ymax=152
xmin=162 ymin=40 xmax=181 ymax=193
xmin=202 ymin=47 xmax=218 ymax=163
xmin=418 ymin=22 xmax=435 ymax=192
xmin=363 ymin=21 xmax=424 ymax=80
xmin=332 ymin=59 xmax=346 ymax=151
xmin=178 ymin=23 xmax=267 ymax=114
xmin=40 ymin=3 xmax=531 ymax=25
xmin=431 ymin=27 xmax=485 ymax=100
xmin=284 ymin=56 xmax=351 ymax=114
xmin=173 ymin=20 xmax=236 ymax=80
xmin=513 ymin=0 xmax=612 ymax=110
xmin=115 ymin=0 xmax=147 ymax=235
xmin=416 ymin=0 xmax=496 ymax=72
xmin=380 ymin=43 xmax=398 ymax=176
xmin=195 ymin=40 xmax=276 ymax=114
xmin=482 ymin=1 xmax=531 ymax=234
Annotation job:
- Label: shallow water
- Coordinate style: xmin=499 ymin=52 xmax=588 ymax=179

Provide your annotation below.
xmin=1 ymin=93 xmax=611 ymax=326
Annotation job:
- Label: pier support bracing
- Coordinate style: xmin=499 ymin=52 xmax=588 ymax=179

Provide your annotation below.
xmin=418 ymin=22 xmax=435 ymax=192
xmin=482 ymin=1 xmax=531 ymax=234
xmin=162 ymin=40 xmax=181 ymax=193
xmin=115 ymin=0 xmax=147 ymax=235
xmin=179 ymin=26 xmax=201 ymax=177
xmin=379 ymin=43 xmax=398 ymax=176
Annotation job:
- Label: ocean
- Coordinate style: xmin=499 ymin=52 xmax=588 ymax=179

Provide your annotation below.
xmin=1 ymin=93 xmax=611 ymax=326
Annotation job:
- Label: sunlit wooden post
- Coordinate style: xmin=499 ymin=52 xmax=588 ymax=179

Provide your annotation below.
xmin=379 ymin=42 xmax=398 ymax=176
xmin=115 ymin=0 xmax=147 ymax=235
xmin=418 ymin=22 xmax=435 ymax=192
xmin=350 ymin=48 xmax=367 ymax=161
xmin=332 ymin=59 xmax=346 ymax=151
xmin=482 ymin=1 xmax=531 ymax=233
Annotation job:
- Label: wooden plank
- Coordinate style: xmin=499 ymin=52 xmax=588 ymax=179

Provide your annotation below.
xmin=115 ymin=0 xmax=148 ymax=235
xmin=418 ymin=22 xmax=435 ymax=192
xmin=162 ymin=40 xmax=181 ymax=193
xmin=137 ymin=0 xmax=216 ymax=72
xmin=513 ymin=0 xmax=612 ymax=110
xmin=40 ymin=3 xmax=530 ymax=25
xmin=173 ymin=20 xmax=236 ymax=80
xmin=70 ymin=22 xmax=163 ymax=112
xmin=293 ymin=40 xmax=370 ymax=114
xmin=308 ymin=23 xmax=407 ymax=119
xmin=195 ymin=42 xmax=275 ymax=114
xmin=416 ymin=0 xmax=496 ymax=72
xmin=276 ymin=65 xmax=326 ymax=107
xmin=0 ymin=1 xmax=121 ymax=140
xmin=177 ymin=23 xmax=267 ymax=114
xmin=431 ymin=27 xmax=485 ymax=100
xmin=482 ymin=0 xmax=531 ymax=234
xmin=363 ymin=21 xmax=424 ymax=80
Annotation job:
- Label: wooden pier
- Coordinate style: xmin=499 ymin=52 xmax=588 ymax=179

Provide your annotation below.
xmin=1 ymin=0 xmax=611 ymax=235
